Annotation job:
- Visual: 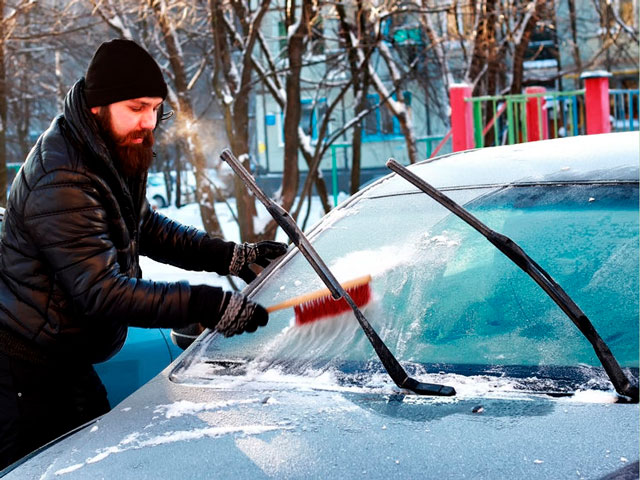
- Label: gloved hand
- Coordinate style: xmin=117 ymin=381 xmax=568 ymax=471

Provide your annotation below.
xmin=189 ymin=285 xmax=268 ymax=337
xmin=228 ymin=241 xmax=288 ymax=283
xmin=215 ymin=291 xmax=268 ymax=337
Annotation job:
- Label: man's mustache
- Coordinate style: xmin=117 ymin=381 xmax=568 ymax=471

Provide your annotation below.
xmin=117 ymin=129 xmax=154 ymax=147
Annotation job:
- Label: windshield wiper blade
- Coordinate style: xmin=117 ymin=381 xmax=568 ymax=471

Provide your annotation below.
xmin=386 ymin=158 xmax=639 ymax=403
xmin=221 ymin=149 xmax=454 ymax=397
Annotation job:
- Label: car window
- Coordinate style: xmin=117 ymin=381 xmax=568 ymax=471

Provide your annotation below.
xmin=147 ymin=174 xmax=165 ymax=187
xmin=174 ymin=182 xmax=638 ymax=391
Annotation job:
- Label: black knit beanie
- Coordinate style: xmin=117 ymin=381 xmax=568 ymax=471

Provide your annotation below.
xmin=84 ymin=39 xmax=168 ymax=108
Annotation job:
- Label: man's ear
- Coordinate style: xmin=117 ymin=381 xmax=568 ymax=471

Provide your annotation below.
xmin=90 ymin=106 xmax=100 ymax=115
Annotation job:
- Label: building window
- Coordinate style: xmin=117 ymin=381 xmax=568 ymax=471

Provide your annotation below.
xmin=280 ymin=98 xmax=327 ymax=144
xmin=310 ymin=16 xmax=325 ymax=56
xmin=525 ymin=23 xmax=558 ymax=63
xmin=279 ymin=16 xmax=325 ymax=56
xmin=300 ymin=99 xmax=327 ymax=139
xmin=362 ymin=93 xmax=410 ymax=140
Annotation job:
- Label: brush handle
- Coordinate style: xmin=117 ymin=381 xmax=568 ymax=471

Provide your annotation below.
xmin=266 ymin=275 xmax=372 ymax=313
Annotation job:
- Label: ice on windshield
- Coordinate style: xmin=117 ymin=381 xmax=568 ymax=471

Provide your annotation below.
xmin=173 ymin=183 xmax=639 ymax=393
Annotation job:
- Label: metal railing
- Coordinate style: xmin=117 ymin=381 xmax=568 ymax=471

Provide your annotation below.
xmin=610 ymin=89 xmax=639 ymax=132
xmin=469 ymin=90 xmax=587 ymax=148
xmin=468 ymin=88 xmax=638 ymax=148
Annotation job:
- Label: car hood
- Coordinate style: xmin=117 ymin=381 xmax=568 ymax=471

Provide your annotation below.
xmin=5 ymin=370 xmax=638 ymax=479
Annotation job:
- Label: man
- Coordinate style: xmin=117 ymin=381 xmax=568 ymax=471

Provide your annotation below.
xmin=0 ymin=39 xmax=287 ymax=469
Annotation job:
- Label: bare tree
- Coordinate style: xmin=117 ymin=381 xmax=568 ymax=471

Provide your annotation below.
xmin=4 ymin=1 xmax=103 ymax=168
xmin=280 ymin=0 xmax=309 ymax=221
xmin=209 ymin=0 xmax=270 ymax=242
xmin=147 ymin=0 xmax=223 ymax=236
xmin=343 ymin=1 xmax=440 ymax=165
xmin=281 ymin=0 xmax=335 ymax=224
xmin=0 ymin=0 xmax=36 ymax=207
xmin=510 ymin=0 xmax=551 ymax=94
xmin=210 ymin=0 xmax=334 ymax=240
xmin=553 ymin=0 xmax=637 ymax=82
xmin=369 ymin=38 xmax=420 ymax=164
xmin=336 ymin=0 xmax=373 ymax=194
xmin=283 ymin=0 xmax=318 ymax=232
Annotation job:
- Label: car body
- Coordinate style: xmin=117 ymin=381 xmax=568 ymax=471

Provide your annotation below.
xmin=146 ymin=171 xmax=197 ymax=209
xmin=147 ymin=167 xmax=235 ymax=209
xmin=2 ymin=132 xmax=638 ymax=479
xmin=93 ymin=327 xmax=183 ymax=406
xmin=146 ymin=171 xmax=172 ymax=208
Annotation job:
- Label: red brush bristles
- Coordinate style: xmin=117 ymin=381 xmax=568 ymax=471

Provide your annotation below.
xmin=293 ymin=282 xmax=372 ymax=325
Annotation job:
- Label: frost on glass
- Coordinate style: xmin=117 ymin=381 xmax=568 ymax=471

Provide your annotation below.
xmin=173 ymin=184 xmax=638 ymax=390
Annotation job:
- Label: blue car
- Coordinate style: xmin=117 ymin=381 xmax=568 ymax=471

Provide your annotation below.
xmin=2 ymin=132 xmax=638 ymax=479
xmin=93 ymin=327 xmax=183 ymax=406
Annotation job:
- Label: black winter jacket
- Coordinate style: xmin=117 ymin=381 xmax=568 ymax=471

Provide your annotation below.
xmin=0 ymin=80 xmax=233 ymax=364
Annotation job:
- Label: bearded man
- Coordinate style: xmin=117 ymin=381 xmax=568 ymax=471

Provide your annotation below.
xmin=0 ymin=39 xmax=286 ymax=469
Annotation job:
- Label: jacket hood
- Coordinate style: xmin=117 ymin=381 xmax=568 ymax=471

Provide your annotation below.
xmin=64 ymin=79 xmax=111 ymax=164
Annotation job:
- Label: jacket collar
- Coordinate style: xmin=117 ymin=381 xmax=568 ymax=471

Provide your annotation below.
xmin=62 ymin=79 xmax=143 ymax=233
xmin=63 ymin=79 xmax=119 ymax=176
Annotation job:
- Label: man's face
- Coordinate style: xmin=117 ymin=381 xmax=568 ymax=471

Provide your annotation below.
xmin=91 ymin=97 xmax=163 ymax=176
xmin=92 ymin=97 xmax=163 ymax=142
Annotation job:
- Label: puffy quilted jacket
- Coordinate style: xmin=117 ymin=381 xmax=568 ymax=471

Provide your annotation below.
xmin=0 ymin=80 xmax=230 ymax=363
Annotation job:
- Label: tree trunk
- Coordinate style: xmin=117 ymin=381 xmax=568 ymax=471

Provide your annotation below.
xmin=151 ymin=0 xmax=222 ymax=236
xmin=264 ymin=0 xmax=325 ymax=239
xmin=281 ymin=0 xmax=307 ymax=216
xmin=210 ymin=0 xmax=262 ymax=242
xmin=337 ymin=0 xmax=369 ymax=195
xmin=17 ymin=45 xmax=31 ymax=159
xmin=466 ymin=0 xmax=496 ymax=90
xmin=567 ymin=0 xmax=582 ymax=88
xmin=511 ymin=0 xmax=549 ymax=94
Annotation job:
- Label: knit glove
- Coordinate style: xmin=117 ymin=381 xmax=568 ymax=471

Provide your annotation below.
xmin=189 ymin=285 xmax=268 ymax=337
xmin=228 ymin=241 xmax=288 ymax=283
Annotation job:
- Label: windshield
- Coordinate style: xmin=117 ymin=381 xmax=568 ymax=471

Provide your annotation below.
xmin=173 ymin=182 xmax=639 ymax=393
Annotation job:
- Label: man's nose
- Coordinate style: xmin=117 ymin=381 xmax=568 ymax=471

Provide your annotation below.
xmin=140 ymin=109 xmax=157 ymax=130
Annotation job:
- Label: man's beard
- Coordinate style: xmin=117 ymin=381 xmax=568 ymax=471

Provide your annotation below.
xmin=95 ymin=107 xmax=155 ymax=177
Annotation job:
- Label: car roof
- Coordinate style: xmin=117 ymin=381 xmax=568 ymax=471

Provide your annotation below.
xmin=363 ymin=132 xmax=638 ymax=199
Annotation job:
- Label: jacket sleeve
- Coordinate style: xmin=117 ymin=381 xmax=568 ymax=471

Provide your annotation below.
xmin=23 ymin=170 xmax=191 ymax=329
xmin=139 ymin=203 xmax=236 ymax=275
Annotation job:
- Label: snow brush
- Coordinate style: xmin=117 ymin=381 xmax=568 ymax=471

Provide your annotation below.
xmin=220 ymin=149 xmax=455 ymax=397
xmin=267 ymin=274 xmax=372 ymax=325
